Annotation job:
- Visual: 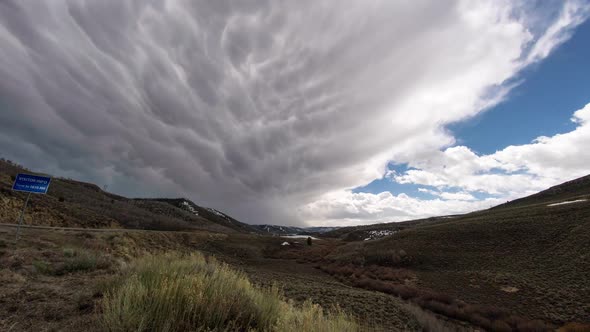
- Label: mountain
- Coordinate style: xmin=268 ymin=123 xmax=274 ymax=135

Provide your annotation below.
xmin=0 ymin=159 xmax=256 ymax=233
xmin=253 ymin=224 xmax=340 ymax=235
xmin=149 ymin=198 xmax=259 ymax=234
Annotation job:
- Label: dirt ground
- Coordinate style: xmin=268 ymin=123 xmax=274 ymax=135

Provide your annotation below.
xmin=0 ymin=225 xmax=458 ymax=331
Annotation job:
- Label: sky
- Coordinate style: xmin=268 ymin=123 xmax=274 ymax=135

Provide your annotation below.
xmin=1 ymin=0 xmax=590 ymax=227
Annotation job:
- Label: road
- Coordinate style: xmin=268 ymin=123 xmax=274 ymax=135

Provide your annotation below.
xmin=0 ymin=223 xmax=181 ymax=233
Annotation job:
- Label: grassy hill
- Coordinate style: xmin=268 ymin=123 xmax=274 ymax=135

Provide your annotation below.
xmin=0 ymin=159 xmax=256 ymax=233
xmin=494 ymin=174 xmax=590 ymax=209
xmin=324 ymin=175 xmax=590 ymax=327
xmin=321 ymin=216 xmax=451 ymax=241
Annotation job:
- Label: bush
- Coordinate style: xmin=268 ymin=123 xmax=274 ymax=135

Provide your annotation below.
xmin=100 ymin=253 xmax=358 ymax=332
xmin=365 ymin=249 xmax=410 ymax=266
xmin=307 ymin=237 xmax=313 ymax=246
xmin=33 ymin=260 xmax=53 ymax=275
xmin=54 ymin=250 xmax=111 ymax=275
xmin=63 ymin=248 xmax=75 ymax=257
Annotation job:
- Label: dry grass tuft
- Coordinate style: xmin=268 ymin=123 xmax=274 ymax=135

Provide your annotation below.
xmin=100 ymin=253 xmax=358 ymax=332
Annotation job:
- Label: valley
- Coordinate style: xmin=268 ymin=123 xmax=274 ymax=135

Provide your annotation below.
xmin=1 ymin=159 xmax=589 ymax=331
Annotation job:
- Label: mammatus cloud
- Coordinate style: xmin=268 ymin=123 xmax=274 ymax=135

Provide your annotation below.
xmin=0 ymin=1 xmax=588 ymax=225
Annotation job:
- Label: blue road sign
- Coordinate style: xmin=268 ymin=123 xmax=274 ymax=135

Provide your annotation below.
xmin=12 ymin=173 xmax=51 ymax=194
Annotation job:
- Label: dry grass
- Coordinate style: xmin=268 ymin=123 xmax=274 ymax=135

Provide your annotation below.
xmin=100 ymin=253 xmax=358 ymax=332
xmin=307 ymin=257 xmax=560 ymax=331
xmin=31 ymin=248 xmax=112 ymax=275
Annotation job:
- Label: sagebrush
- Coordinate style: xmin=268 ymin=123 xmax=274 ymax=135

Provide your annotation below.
xmin=100 ymin=253 xmax=358 ymax=332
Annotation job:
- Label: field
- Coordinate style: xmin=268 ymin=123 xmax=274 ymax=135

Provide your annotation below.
xmin=320 ymin=178 xmax=590 ymax=330
xmin=0 ymin=226 xmax=432 ymax=331
xmin=1 ymin=159 xmax=590 ymax=331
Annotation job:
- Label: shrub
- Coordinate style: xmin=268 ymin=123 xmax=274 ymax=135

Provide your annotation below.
xmin=33 ymin=260 xmax=53 ymax=275
xmin=63 ymin=248 xmax=75 ymax=257
xmin=62 ymin=252 xmax=97 ymax=273
xmin=365 ymin=249 xmax=410 ymax=266
xmin=100 ymin=253 xmax=358 ymax=332
xmin=307 ymin=237 xmax=313 ymax=246
xmin=54 ymin=250 xmax=111 ymax=275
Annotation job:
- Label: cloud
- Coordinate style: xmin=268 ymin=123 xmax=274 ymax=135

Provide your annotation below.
xmin=302 ymin=101 xmax=590 ymax=226
xmin=298 ymin=190 xmax=504 ymax=227
xmin=417 ymin=187 xmax=476 ymax=201
xmin=394 ymin=102 xmax=590 ymax=197
xmin=0 ymin=0 xmax=588 ymax=225
xmin=525 ymin=0 xmax=590 ymax=64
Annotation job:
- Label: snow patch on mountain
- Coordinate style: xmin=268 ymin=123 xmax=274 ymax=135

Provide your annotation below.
xmin=547 ymin=199 xmax=587 ymax=207
xmin=207 ymin=207 xmax=231 ymax=222
xmin=364 ymin=230 xmax=397 ymax=241
xmin=180 ymin=201 xmax=198 ymax=216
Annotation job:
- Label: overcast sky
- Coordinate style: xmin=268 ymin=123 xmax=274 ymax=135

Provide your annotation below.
xmin=1 ymin=0 xmax=589 ymax=226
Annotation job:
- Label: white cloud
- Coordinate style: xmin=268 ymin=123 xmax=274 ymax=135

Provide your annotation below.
xmin=525 ymin=0 xmax=590 ymax=64
xmin=396 ymin=102 xmax=590 ymax=192
xmin=299 ymin=190 xmax=505 ymax=227
xmin=418 ymin=187 xmax=475 ymax=201
xmin=304 ymin=102 xmax=590 ymax=226
xmin=438 ymin=191 xmax=477 ymax=201
xmin=0 ymin=1 xmax=588 ymax=226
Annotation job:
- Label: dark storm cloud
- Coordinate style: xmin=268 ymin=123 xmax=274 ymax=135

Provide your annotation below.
xmin=0 ymin=0 xmax=586 ymax=225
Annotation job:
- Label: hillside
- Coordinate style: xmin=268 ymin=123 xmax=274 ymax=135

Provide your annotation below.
xmin=149 ymin=198 xmax=259 ymax=234
xmin=493 ymin=174 xmax=590 ymax=209
xmin=324 ymin=174 xmax=590 ymax=325
xmin=0 ymin=159 xmax=255 ymax=233
xmin=321 ymin=215 xmax=452 ymax=241
xmin=324 ymin=174 xmax=590 ymax=242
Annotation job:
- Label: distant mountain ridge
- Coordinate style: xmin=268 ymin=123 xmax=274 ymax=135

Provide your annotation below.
xmin=253 ymin=224 xmax=340 ymax=235
xmin=149 ymin=198 xmax=259 ymax=234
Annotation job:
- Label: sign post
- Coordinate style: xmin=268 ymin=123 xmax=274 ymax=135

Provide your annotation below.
xmin=11 ymin=173 xmax=51 ymax=243
xmin=15 ymin=193 xmax=31 ymax=242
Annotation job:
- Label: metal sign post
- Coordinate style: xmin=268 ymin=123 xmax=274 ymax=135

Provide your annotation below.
xmin=15 ymin=193 xmax=31 ymax=242
xmin=11 ymin=173 xmax=51 ymax=243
